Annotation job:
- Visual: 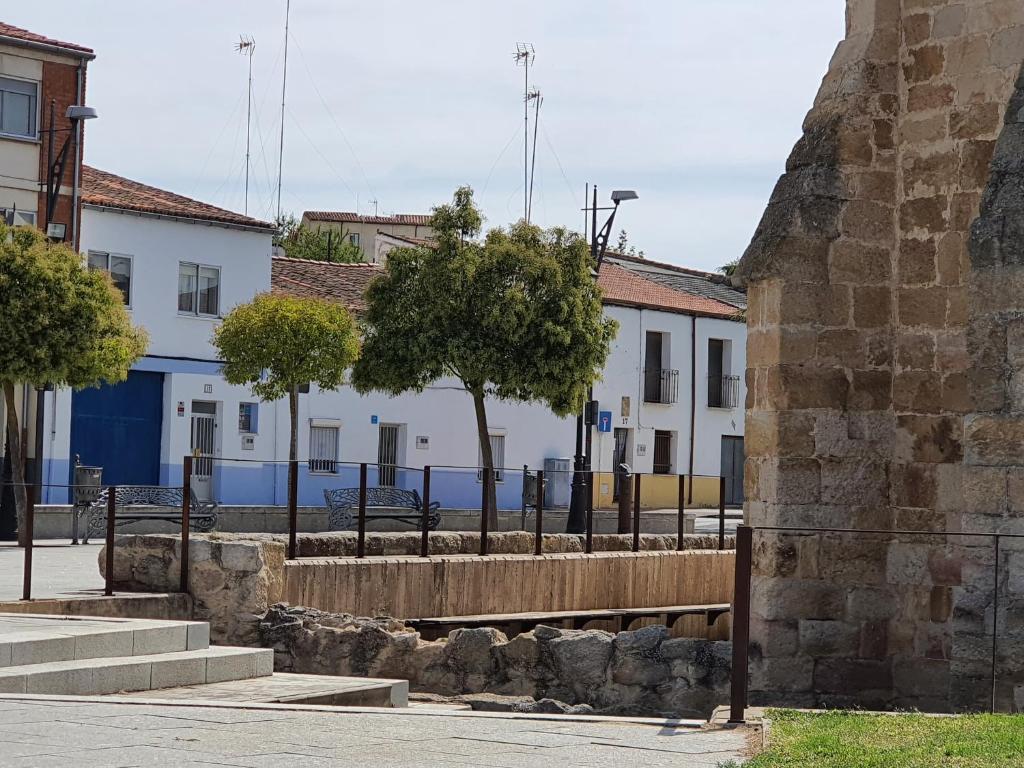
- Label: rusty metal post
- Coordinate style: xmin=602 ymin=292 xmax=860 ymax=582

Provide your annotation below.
xmin=420 ymin=466 xmax=431 ymax=558
xmin=585 ymin=471 xmax=594 ymax=554
xmin=534 ymin=470 xmax=544 ymax=556
xmin=729 ymin=525 xmax=753 ymax=724
xmin=719 ymin=475 xmax=727 ymax=550
xmin=480 ymin=468 xmax=491 ymax=556
xmin=632 ymin=473 xmax=641 ymax=553
xmin=357 ymin=462 xmax=367 ymax=558
xmin=677 ymin=475 xmax=687 ymax=551
xmin=22 ymin=485 xmax=35 ymax=600
xmin=181 ymin=458 xmax=192 ymax=593
xmin=992 ymin=533 xmax=1000 ymax=714
xmin=617 ymin=464 xmax=631 ymax=534
xmin=105 ymin=484 xmax=117 ymax=597
xmin=287 ymin=459 xmax=298 ymax=559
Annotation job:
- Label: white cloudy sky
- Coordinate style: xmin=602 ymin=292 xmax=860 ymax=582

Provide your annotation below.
xmin=15 ymin=1 xmax=845 ymax=272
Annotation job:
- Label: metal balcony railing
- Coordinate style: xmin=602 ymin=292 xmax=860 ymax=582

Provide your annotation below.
xmin=708 ymin=374 xmax=741 ymax=409
xmin=643 ymin=368 xmax=679 ymax=404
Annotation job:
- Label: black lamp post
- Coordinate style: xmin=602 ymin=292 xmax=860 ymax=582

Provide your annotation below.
xmin=566 ymin=186 xmax=638 ymax=533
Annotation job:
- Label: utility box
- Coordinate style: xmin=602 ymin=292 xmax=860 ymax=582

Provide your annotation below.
xmin=543 ymin=457 xmax=572 ymax=508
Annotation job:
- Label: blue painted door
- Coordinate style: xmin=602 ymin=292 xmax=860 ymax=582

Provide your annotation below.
xmin=69 ymin=371 xmax=164 ymax=486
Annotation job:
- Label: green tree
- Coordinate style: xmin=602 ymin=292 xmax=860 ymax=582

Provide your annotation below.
xmin=274 ymin=213 xmax=363 ymax=263
xmin=615 ymin=229 xmax=645 ymax=258
xmin=0 ymin=224 xmax=148 ymax=541
xmin=352 ymin=187 xmax=617 ymax=524
xmin=213 ymin=293 xmax=359 ymax=471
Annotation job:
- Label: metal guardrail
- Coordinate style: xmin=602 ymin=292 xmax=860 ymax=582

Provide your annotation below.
xmin=708 ymin=374 xmax=741 ymax=408
xmin=643 ymin=368 xmax=680 ymax=404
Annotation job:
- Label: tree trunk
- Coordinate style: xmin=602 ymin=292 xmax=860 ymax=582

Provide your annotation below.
xmin=288 ymin=386 xmax=298 ymax=464
xmin=471 ymin=388 xmax=499 ymax=528
xmin=3 ymin=382 xmax=28 ymax=547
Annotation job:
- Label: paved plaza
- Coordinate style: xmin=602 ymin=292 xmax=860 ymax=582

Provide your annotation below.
xmin=0 ymin=697 xmax=749 ymax=767
xmin=0 ymin=543 xmax=104 ymax=601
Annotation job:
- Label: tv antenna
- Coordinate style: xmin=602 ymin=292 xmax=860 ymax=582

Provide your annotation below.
xmin=527 ymin=89 xmax=542 ymax=223
xmin=513 ymin=43 xmax=535 ymax=222
xmin=235 ymin=36 xmax=255 ymax=215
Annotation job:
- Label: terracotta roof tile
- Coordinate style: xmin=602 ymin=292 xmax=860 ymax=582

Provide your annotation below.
xmin=303 ymin=211 xmax=432 ymax=226
xmin=597 ymin=263 xmax=741 ymax=319
xmin=271 ymin=256 xmax=382 ymax=313
xmin=0 ymin=22 xmax=94 ymax=56
xmin=81 ymin=166 xmax=274 ymax=230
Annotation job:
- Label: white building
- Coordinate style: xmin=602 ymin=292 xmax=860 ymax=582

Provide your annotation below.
xmin=44 ymin=170 xmax=746 ymax=512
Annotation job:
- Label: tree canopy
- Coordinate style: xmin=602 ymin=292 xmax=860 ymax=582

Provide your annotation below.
xmin=352 ymin=187 xmax=617 ymax=520
xmin=274 ymin=213 xmax=363 ymax=263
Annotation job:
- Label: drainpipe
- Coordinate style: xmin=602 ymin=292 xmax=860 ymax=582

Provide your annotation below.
xmin=687 ymin=315 xmax=697 ymax=504
xmin=70 ymin=58 xmax=86 ymax=249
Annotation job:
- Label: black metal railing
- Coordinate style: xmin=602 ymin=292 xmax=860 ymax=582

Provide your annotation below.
xmin=708 ymin=374 xmax=740 ymax=408
xmin=643 ymin=368 xmax=680 ymax=404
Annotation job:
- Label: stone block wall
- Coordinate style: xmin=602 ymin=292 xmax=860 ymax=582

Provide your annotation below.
xmin=735 ymin=0 xmax=1024 ymax=711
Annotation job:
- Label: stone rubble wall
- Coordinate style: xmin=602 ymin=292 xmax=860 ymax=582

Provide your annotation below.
xmin=260 ymin=604 xmax=731 ymax=719
xmin=735 ymin=0 xmax=1024 ymax=711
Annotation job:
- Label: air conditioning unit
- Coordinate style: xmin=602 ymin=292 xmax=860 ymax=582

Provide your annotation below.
xmin=543 ymin=457 xmax=572 ymax=508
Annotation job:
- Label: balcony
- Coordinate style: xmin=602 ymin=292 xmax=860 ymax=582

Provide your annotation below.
xmin=643 ymin=368 xmax=679 ymax=404
xmin=708 ymin=374 xmax=740 ymax=409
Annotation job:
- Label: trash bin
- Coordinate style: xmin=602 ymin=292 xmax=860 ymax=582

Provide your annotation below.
xmin=71 ymin=460 xmax=102 ymax=545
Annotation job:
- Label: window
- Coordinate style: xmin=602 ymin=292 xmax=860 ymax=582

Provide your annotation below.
xmin=0 ymin=77 xmax=38 ymax=138
xmin=348 ymin=232 xmax=360 ymax=248
xmin=87 ymin=251 xmax=132 ymax=305
xmin=653 ymin=431 xmax=673 ymax=475
xmin=0 ymin=208 xmax=35 ymax=227
xmin=708 ymin=339 xmax=739 ymax=408
xmin=178 ymin=263 xmax=220 ymax=316
xmin=478 ymin=433 xmax=506 ymax=483
xmin=238 ymin=403 xmax=258 ymax=434
xmin=377 ymin=423 xmax=402 ymax=487
xmin=309 ymin=424 xmax=339 ymax=473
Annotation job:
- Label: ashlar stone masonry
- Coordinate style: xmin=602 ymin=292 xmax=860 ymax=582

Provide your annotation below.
xmin=734 ymin=0 xmax=1024 ymax=711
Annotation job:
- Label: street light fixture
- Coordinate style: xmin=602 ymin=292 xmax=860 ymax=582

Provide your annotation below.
xmin=566 ymin=186 xmax=638 ymax=534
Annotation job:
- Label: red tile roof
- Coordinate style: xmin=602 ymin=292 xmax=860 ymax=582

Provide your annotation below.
xmin=0 ymin=22 xmax=94 ymax=56
xmin=597 ymin=263 xmax=741 ymax=319
xmin=303 ymin=211 xmax=432 ymax=226
xmin=81 ymin=166 xmax=274 ymax=230
xmin=271 ymin=256 xmax=382 ymax=313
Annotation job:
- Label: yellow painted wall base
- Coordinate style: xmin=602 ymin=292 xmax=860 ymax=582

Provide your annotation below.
xmin=591 ymin=473 xmax=722 ymax=510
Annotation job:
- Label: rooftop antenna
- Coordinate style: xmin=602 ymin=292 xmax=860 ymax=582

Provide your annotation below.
xmin=513 ymin=43 xmax=535 ymax=222
xmin=370 ymin=198 xmax=379 ymax=216
xmin=276 ymin=0 xmax=291 ymax=222
xmin=235 ymin=36 xmax=255 ymax=215
xmin=527 ymin=89 xmax=542 ymax=223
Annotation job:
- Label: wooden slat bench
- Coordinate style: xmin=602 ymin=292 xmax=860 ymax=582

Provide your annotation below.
xmin=405 ymin=603 xmax=731 ymax=640
xmin=81 ymin=486 xmax=218 ymax=544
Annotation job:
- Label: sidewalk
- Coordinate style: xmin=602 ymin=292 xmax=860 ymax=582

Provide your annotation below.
xmin=0 ymin=542 xmax=104 ymax=601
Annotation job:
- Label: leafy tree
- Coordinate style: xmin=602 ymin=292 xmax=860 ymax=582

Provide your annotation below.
xmin=719 ymin=259 xmax=738 ymax=277
xmin=274 ymin=213 xmax=362 ymax=263
xmin=0 ymin=224 xmax=148 ymax=542
xmin=352 ymin=187 xmax=617 ymax=524
xmin=213 ymin=294 xmax=359 ymax=470
xmin=615 ymin=229 xmax=645 ymax=258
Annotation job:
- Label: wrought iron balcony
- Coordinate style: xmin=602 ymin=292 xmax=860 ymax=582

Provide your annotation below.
xmin=708 ymin=374 xmax=741 ymax=409
xmin=643 ymin=368 xmax=680 ymax=404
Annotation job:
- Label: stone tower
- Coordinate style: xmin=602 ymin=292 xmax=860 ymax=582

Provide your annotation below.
xmin=734 ymin=0 xmax=1024 ymax=710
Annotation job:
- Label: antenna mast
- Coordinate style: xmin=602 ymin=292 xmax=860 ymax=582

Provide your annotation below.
xmin=235 ymin=36 xmax=255 ymax=215
xmin=527 ymin=90 xmax=542 ymax=223
xmin=514 ymin=43 xmax=535 ymax=222
xmin=276 ymin=0 xmax=291 ymax=221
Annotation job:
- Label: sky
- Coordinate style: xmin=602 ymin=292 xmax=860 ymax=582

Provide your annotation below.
xmin=13 ymin=1 xmax=845 ymax=273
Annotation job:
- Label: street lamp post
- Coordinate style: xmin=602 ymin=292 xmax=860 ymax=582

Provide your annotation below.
xmin=566 ymin=186 xmax=638 ymax=533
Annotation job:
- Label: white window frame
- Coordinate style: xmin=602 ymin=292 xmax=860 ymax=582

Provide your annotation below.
xmin=87 ymin=251 xmax=133 ymax=307
xmin=178 ymin=262 xmax=221 ymax=317
xmin=309 ymin=419 xmax=341 ymax=474
xmin=348 ymin=232 xmax=360 ymax=248
xmin=478 ymin=431 xmax=506 ymax=483
xmin=0 ymin=75 xmax=39 ymax=140
xmin=0 ymin=208 xmax=36 ymax=226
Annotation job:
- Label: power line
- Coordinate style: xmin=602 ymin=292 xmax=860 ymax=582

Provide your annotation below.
xmin=480 ymin=123 xmax=523 ymax=197
xmin=285 ymin=106 xmax=359 ymax=202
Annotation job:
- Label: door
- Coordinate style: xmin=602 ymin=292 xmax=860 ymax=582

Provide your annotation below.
xmin=69 ymin=371 xmax=164 ymax=487
xmin=644 ymin=331 xmax=663 ymax=402
xmin=190 ymin=401 xmax=217 ymax=500
xmin=378 ymin=423 xmax=400 ymax=487
xmin=612 ymin=428 xmax=630 ymax=501
xmin=721 ymin=436 xmax=745 ymax=506
xmin=708 ymin=339 xmax=725 ymax=407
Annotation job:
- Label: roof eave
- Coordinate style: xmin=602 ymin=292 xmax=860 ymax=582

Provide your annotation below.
xmin=83 ymin=203 xmax=275 ymax=233
xmin=0 ymin=34 xmax=95 ymax=60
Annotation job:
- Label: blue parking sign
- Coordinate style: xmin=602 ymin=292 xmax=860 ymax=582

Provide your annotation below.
xmin=598 ymin=411 xmax=613 ymax=433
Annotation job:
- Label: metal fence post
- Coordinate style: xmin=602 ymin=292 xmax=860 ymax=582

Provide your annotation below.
xmin=729 ymin=525 xmax=753 ymax=724
xmin=677 ymin=474 xmax=687 ymax=551
xmin=719 ymin=476 xmax=727 ymax=550
xmin=105 ymin=484 xmax=117 ymax=597
xmin=287 ymin=459 xmax=298 ymax=560
xmin=585 ymin=471 xmax=594 ymax=554
xmin=534 ymin=470 xmax=544 ymax=556
xmin=181 ymin=457 xmax=192 ymax=593
xmin=22 ymin=485 xmax=35 ymax=601
xmin=480 ymin=468 xmax=491 ymax=556
xmin=632 ymin=473 xmax=642 ymax=553
xmin=617 ymin=464 xmax=631 ymax=534
xmin=357 ymin=462 xmax=367 ymax=558
xmin=992 ymin=533 xmax=1000 ymax=714
xmin=420 ymin=467 xmax=431 ymax=558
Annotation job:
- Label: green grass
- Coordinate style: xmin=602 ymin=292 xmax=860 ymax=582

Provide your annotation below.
xmin=737 ymin=709 xmax=1024 ymax=768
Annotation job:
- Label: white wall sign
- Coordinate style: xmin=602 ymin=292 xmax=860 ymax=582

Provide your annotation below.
xmin=416 ymin=436 xmax=430 ymax=450
xmin=637 ymin=444 xmax=647 ymax=457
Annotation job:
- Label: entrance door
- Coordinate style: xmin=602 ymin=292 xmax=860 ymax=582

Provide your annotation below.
xmin=612 ymin=428 xmax=630 ymax=501
xmin=377 ymin=423 xmax=401 ymax=487
xmin=190 ymin=401 xmax=217 ymax=500
xmin=721 ymin=436 xmax=744 ymax=506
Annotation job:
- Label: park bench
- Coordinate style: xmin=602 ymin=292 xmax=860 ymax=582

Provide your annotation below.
xmin=324 ymin=487 xmax=441 ymax=531
xmin=405 ymin=603 xmax=732 ymax=640
xmin=80 ymin=486 xmax=218 ymax=544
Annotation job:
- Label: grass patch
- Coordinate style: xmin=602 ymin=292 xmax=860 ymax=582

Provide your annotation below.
xmin=740 ymin=709 xmax=1024 ymax=767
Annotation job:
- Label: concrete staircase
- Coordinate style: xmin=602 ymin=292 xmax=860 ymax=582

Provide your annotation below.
xmin=0 ymin=614 xmax=406 ymax=707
